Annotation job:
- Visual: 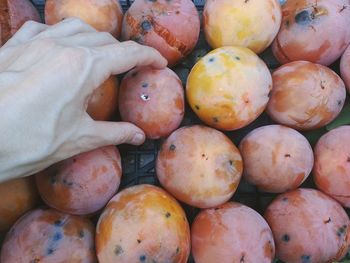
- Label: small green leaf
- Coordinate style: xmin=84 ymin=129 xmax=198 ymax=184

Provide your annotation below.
xmin=326 ymin=101 xmax=350 ymax=131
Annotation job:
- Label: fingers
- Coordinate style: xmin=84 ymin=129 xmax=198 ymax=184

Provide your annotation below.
xmin=3 ymin=21 xmax=49 ymax=48
xmin=59 ymin=32 xmax=119 ymax=47
xmin=32 ymin=17 xmax=97 ymax=40
xmin=76 ymin=118 xmax=146 ymax=151
xmin=94 ymin=41 xmax=168 ymax=77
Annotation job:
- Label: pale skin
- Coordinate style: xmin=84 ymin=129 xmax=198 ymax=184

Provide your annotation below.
xmin=0 ymin=18 xmax=167 ymax=183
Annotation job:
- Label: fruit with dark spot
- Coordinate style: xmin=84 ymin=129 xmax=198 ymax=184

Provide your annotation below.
xmin=265 ymin=189 xmax=350 ymax=263
xmin=79 ymin=230 xmax=85 ymax=238
xmin=267 ymin=61 xmax=346 ymax=130
xmin=115 ymin=245 xmax=123 ymax=255
xmin=337 ymin=225 xmax=348 ymax=237
xmin=0 ymin=0 xmax=41 ymax=46
xmin=87 ymin=76 xmax=119 ymax=121
xmin=121 ymin=0 xmax=200 ymax=66
xmin=0 ymin=177 xmax=39 ymax=231
xmin=119 ymin=67 xmax=184 ymax=139
xmin=192 ymin=202 xmax=275 ymax=263
xmin=272 ymin=0 xmax=350 ymax=66
xmin=45 ymin=0 xmax=123 ymax=38
xmin=35 ymin=146 xmax=122 ymax=215
xmin=0 ymin=208 xmax=96 ymax=262
xmin=96 ymin=185 xmax=190 ymax=263
xmin=295 ymin=10 xmax=312 ymax=25
xmin=141 ymin=20 xmax=152 ymax=32
xmin=340 ymin=44 xmax=350 ymax=92
xmin=301 ymin=255 xmax=311 ymax=263
xmin=187 ymin=47 xmax=272 ymax=131
xmin=314 ymin=126 xmax=350 ymax=208
xmin=282 ymin=234 xmax=290 ymax=242
xmin=239 ymin=125 xmax=314 ymax=193
xmin=203 ymin=0 xmax=281 ymax=53
xmin=156 ymin=125 xmax=243 ymax=208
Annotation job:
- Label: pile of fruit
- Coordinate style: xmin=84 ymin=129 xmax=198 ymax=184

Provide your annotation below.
xmin=1 ymin=0 xmax=350 ymax=262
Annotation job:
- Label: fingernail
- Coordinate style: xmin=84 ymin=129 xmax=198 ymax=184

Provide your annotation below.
xmin=132 ymin=133 xmax=145 ymax=145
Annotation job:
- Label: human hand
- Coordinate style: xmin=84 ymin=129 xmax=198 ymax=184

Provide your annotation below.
xmin=0 ymin=18 xmax=167 ymax=182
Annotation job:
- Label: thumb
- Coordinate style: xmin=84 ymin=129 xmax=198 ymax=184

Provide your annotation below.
xmin=77 ymin=119 xmax=146 ymax=150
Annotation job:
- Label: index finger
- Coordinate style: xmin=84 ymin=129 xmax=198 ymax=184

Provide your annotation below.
xmin=3 ymin=21 xmax=48 ymax=48
xmin=94 ymin=41 xmax=168 ymax=77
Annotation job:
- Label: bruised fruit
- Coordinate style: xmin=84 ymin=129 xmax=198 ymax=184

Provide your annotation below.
xmin=265 ymin=188 xmax=350 ymax=263
xmin=45 ymin=0 xmax=123 ymax=38
xmin=314 ymin=126 xmax=350 ymax=208
xmin=96 ymin=184 xmax=190 ymax=263
xmin=192 ymin=202 xmax=275 ymax=263
xmin=0 ymin=208 xmax=96 ymax=262
xmin=87 ymin=76 xmax=118 ymax=121
xmin=267 ymin=61 xmax=346 ymax=130
xmin=340 ymin=44 xmax=350 ymax=92
xmin=203 ymin=0 xmax=282 ymax=53
xmin=119 ymin=67 xmax=184 ymax=139
xmin=239 ymin=125 xmax=314 ymax=193
xmin=187 ymin=46 xmax=272 ymax=131
xmin=0 ymin=0 xmax=41 ymax=46
xmin=272 ymin=0 xmax=350 ymax=66
xmin=121 ymin=0 xmax=200 ymax=66
xmin=0 ymin=177 xmax=39 ymax=232
xmin=156 ymin=125 xmax=243 ymax=208
xmin=35 ymin=146 xmax=122 ymax=215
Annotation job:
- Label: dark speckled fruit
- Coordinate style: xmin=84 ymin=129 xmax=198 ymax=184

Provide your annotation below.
xmin=0 ymin=208 xmax=96 ymax=262
xmin=265 ymin=189 xmax=350 ymax=263
xmin=272 ymin=0 xmax=350 ymax=66
xmin=121 ymin=0 xmax=200 ymax=66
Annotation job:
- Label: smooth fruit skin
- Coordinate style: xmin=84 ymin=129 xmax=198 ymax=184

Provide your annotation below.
xmin=96 ymin=184 xmax=190 ymax=263
xmin=121 ymin=0 xmax=200 ymax=66
xmin=267 ymin=61 xmax=346 ymax=130
xmin=187 ymin=46 xmax=272 ymax=131
xmin=119 ymin=67 xmax=184 ymax=139
xmin=192 ymin=202 xmax=275 ymax=263
xmin=35 ymin=146 xmax=122 ymax=215
xmin=203 ymin=0 xmax=282 ymax=54
xmin=340 ymin=44 xmax=350 ymax=93
xmin=87 ymin=76 xmax=118 ymax=121
xmin=0 ymin=0 xmax=41 ymax=46
xmin=272 ymin=0 xmax=350 ymax=66
xmin=0 ymin=208 xmax=96 ymax=263
xmin=265 ymin=188 xmax=350 ymax=263
xmin=0 ymin=177 xmax=39 ymax=232
xmin=314 ymin=126 xmax=350 ymax=208
xmin=45 ymin=0 xmax=123 ymax=38
xmin=239 ymin=125 xmax=314 ymax=193
xmin=156 ymin=125 xmax=243 ymax=208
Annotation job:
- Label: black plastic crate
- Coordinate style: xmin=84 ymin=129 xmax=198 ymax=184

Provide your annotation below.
xmin=29 ymin=0 xmax=284 ymax=216
xmin=31 ymin=0 xmax=206 ymax=9
xmin=5 ymin=1 xmax=349 ymax=263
